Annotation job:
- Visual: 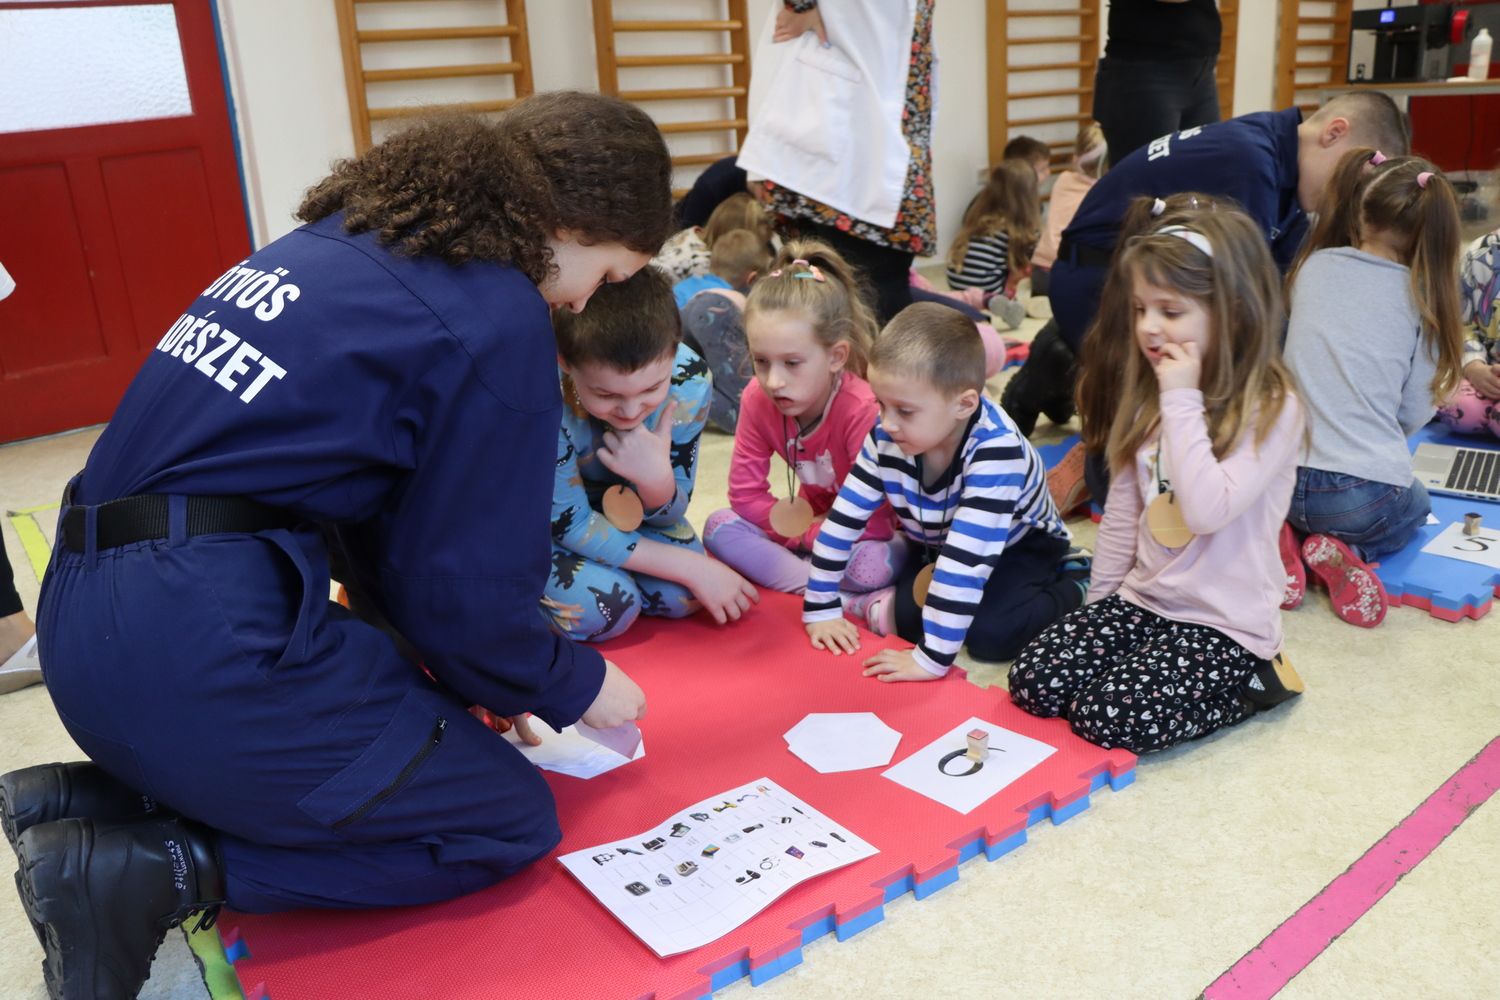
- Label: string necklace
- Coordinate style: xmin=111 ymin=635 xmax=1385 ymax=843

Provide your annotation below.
xmin=1145 ymin=436 xmax=1193 ymax=547
xmin=570 ymin=375 xmax=645 ymax=532
xmin=911 ymin=454 xmax=957 ymax=607
xmin=770 ymin=413 xmax=816 ymax=538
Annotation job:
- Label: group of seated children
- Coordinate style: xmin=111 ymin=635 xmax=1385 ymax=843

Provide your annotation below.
xmin=544 ymin=121 xmax=1487 ymax=757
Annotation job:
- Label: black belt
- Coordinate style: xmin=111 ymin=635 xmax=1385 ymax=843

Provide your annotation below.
xmin=1058 ymin=237 xmax=1114 ymax=270
xmin=60 ymin=491 xmax=301 ymax=553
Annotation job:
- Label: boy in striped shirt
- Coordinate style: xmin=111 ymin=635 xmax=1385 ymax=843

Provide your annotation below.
xmin=803 ymin=303 xmax=1087 ymax=681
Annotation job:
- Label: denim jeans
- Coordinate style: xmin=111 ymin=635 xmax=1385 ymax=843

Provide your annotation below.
xmin=1287 ymin=468 xmax=1431 ymax=561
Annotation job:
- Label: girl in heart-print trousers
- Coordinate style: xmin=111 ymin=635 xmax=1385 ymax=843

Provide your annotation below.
xmin=1008 ymin=201 xmax=1306 ymax=754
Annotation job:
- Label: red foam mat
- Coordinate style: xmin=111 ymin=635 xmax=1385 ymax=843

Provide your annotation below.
xmin=222 ymin=592 xmax=1135 ymax=1000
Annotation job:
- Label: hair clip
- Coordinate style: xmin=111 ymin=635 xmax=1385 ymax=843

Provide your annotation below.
xmin=1417 ymin=171 xmax=1433 ymax=189
xmin=1155 ymin=225 xmax=1214 ymax=258
xmin=795 ymin=265 xmax=826 ymax=282
xmin=1371 ymin=150 xmax=1387 ymax=165
xmin=1151 ymin=197 xmax=1167 ymax=217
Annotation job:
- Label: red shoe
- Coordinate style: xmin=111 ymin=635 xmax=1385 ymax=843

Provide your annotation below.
xmin=1279 ymin=522 xmax=1306 ymax=610
xmin=1301 ymin=534 xmax=1388 ymax=628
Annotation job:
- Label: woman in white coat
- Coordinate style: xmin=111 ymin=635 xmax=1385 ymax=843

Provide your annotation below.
xmin=737 ymin=0 xmax=935 ymax=324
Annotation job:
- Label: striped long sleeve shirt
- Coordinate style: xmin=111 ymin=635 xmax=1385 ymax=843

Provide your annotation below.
xmin=945 ymin=231 xmax=1011 ymax=297
xmin=803 ymin=397 xmax=1069 ymax=676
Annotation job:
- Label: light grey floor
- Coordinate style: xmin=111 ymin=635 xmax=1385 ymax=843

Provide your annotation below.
xmin=1 ymin=307 xmax=1496 ymax=999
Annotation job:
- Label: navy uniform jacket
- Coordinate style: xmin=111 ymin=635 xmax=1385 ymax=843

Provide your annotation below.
xmin=1063 ymin=108 xmax=1309 ymax=272
xmin=76 ymin=213 xmax=605 ymax=730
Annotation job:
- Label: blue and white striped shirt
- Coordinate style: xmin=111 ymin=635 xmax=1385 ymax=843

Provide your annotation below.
xmin=802 ymin=397 xmax=1068 ymax=675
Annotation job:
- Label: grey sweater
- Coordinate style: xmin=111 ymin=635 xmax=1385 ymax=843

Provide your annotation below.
xmin=1285 ymin=247 xmax=1437 ymax=488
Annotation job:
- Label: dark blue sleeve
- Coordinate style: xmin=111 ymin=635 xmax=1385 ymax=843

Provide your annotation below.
xmin=377 ymin=304 xmax=606 ymax=731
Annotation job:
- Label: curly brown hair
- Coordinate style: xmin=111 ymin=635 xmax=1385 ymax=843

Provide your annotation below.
xmin=296 ymin=91 xmax=673 ymax=283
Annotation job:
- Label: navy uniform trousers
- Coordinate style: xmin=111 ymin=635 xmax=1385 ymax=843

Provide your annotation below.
xmin=38 ymin=503 xmax=559 ymax=913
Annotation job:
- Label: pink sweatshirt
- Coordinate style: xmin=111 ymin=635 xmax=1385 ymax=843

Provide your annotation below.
xmin=1033 ymin=170 xmax=1097 ymax=271
xmin=1088 ymin=387 xmax=1304 ymax=660
xmin=729 ymin=372 xmax=896 ymax=550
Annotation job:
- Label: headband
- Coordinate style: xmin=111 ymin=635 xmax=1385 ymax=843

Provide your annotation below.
xmin=1155 ymin=225 xmax=1214 ymax=258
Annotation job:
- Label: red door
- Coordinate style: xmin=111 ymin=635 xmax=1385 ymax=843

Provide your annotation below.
xmin=0 ymin=0 xmax=251 ymax=443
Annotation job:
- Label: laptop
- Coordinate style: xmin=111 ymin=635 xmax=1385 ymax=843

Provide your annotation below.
xmin=1413 ymin=443 xmax=1500 ymax=501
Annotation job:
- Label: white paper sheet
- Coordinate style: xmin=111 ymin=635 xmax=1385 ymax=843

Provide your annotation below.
xmin=505 ymin=718 xmax=644 ymax=779
xmin=576 ymin=720 xmax=642 ymax=758
xmin=783 ymin=712 xmax=903 ymax=773
xmin=559 ymin=778 xmax=877 ymax=957
xmin=881 ymin=717 xmax=1056 ymax=814
xmin=1420 ymin=521 xmax=1500 ymax=570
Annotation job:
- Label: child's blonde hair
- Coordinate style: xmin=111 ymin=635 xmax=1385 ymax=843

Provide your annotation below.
xmin=948 ymin=159 xmax=1040 ymax=274
xmin=1074 ymin=123 xmax=1108 ymax=180
xmin=1104 ymin=205 xmax=1296 ymax=474
xmin=743 ymin=240 xmax=878 ymax=378
xmin=702 ymin=193 xmax=771 ymax=251
xmin=709 ymin=229 xmax=771 ymax=287
xmin=1290 ymin=147 xmax=1464 ymax=402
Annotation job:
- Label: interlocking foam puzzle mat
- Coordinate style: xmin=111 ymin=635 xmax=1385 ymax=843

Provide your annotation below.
xmin=218 ymin=593 xmax=1135 ymax=1000
xmin=1376 ymin=423 xmax=1500 ymax=622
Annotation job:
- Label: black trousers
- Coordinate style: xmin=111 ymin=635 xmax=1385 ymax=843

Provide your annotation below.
xmin=786 ymin=219 xmax=915 ymax=327
xmin=892 ymin=530 xmax=1080 ymax=663
xmin=1 ymin=535 xmax=22 ymax=618
xmin=1092 ymin=55 xmax=1221 ymax=165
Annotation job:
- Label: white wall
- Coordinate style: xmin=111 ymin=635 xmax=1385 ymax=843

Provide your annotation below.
xmin=215 ymin=0 xmax=1284 ymax=255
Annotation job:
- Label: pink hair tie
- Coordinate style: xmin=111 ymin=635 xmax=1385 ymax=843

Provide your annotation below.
xmin=1370 ymin=150 xmax=1387 ymax=165
xmin=1417 ymin=171 xmax=1434 ymax=189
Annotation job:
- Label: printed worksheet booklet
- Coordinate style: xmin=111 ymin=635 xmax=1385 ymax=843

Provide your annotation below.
xmin=559 ymin=778 xmax=877 ymax=957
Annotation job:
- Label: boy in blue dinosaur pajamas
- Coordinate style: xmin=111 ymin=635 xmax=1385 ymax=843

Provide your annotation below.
xmin=549 ymin=266 xmax=759 ymax=641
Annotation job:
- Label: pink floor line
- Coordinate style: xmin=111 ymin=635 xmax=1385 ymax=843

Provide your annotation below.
xmin=1203 ymin=735 xmax=1500 ymax=1000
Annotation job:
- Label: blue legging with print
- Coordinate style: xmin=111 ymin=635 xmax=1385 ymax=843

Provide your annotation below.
xmin=545 ymin=519 xmax=702 ymax=641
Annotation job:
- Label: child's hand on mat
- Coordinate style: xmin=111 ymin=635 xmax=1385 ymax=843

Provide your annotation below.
xmin=690 ymin=557 xmax=760 ymax=624
xmin=1465 ymin=359 xmax=1500 ymax=399
xmin=1154 ymin=341 xmax=1201 ymax=393
xmin=598 ymin=401 xmax=677 ymax=508
xmin=581 ymin=660 xmax=647 ymax=730
xmin=861 ymin=648 xmax=939 ymax=683
xmin=807 ymin=618 xmax=860 ymax=655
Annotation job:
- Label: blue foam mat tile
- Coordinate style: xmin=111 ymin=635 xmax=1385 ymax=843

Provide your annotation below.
xmin=736 ymin=765 xmax=1137 ymax=992
xmin=1373 ymin=424 xmax=1500 ymax=620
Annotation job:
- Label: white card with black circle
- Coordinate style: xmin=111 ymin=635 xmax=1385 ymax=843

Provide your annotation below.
xmin=881 ymin=717 xmax=1056 ymax=814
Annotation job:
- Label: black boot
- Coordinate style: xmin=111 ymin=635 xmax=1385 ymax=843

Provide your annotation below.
xmin=1031 ymin=322 xmax=1080 ymax=427
xmin=14 ymin=816 xmax=225 ymax=1000
xmin=1 ymin=762 xmax=164 ymax=854
xmin=1001 ymin=320 xmax=1076 ymax=437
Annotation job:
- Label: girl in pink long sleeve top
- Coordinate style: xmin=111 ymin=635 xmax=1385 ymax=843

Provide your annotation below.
xmin=704 ymin=242 xmax=903 ymax=599
xmin=1010 ymin=205 xmax=1306 ymax=755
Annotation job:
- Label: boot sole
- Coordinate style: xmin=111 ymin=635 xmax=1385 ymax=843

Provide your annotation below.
xmin=1279 ymin=523 xmax=1306 ymax=610
xmin=16 ymin=825 xmax=87 ymax=999
xmin=1302 ymin=535 xmax=1387 ymax=628
xmin=15 ymin=822 xmax=165 ymax=1000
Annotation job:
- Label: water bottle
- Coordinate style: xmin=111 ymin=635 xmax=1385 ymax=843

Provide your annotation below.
xmin=1472 ymin=28 xmax=1492 ymax=81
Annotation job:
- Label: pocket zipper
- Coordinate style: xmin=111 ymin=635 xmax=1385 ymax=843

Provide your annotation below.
xmin=332 ymin=717 xmax=446 ymax=830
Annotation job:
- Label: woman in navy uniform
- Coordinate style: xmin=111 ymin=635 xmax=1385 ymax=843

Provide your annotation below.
xmin=0 ymin=91 xmax=667 ymax=1000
